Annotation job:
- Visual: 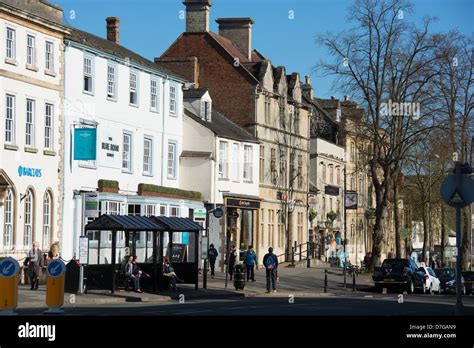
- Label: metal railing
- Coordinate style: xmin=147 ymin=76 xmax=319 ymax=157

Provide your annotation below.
xmin=275 ymin=241 xmax=319 ymax=268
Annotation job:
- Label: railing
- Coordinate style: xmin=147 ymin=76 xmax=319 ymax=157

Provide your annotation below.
xmin=275 ymin=241 xmax=320 ymax=268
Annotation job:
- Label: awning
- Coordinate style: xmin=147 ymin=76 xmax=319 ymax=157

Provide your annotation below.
xmin=84 ymin=215 xmax=164 ymax=231
xmin=150 ymin=216 xmax=204 ymax=232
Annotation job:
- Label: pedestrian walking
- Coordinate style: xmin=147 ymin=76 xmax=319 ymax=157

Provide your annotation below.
xmin=244 ymin=246 xmax=257 ymax=282
xmin=227 ymin=245 xmax=238 ymax=280
xmin=263 ymin=247 xmax=278 ymax=293
xmin=25 ymin=241 xmax=43 ymax=290
xmin=208 ymin=244 xmax=218 ymax=278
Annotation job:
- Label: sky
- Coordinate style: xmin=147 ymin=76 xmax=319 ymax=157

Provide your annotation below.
xmin=52 ymin=0 xmax=473 ymax=98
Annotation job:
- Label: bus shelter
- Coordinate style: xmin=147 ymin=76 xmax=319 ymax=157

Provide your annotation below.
xmin=84 ymin=215 xmax=204 ymax=293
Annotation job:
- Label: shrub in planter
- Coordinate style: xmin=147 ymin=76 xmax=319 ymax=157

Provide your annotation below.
xmin=98 ymin=179 xmax=119 ymax=193
xmin=138 ymin=183 xmax=201 ymax=200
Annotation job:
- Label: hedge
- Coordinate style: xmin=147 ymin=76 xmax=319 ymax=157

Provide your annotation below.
xmin=138 ymin=183 xmax=201 ymax=200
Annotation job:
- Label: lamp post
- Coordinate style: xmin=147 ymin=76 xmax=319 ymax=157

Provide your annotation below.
xmin=351 ymin=221 xmax=355 ymax=263
xmin=428 ymin=154 xmax=440 ymax=262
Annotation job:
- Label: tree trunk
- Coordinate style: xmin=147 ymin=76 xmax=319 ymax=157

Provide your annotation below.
xmin=394 ymin=180 xmax=401 ymax=258
xmin=462 ymin=207 xmax=470 ymax=270
xmin=422 ymin=202 xmax=429 ymax=264
xmin=440 ymin=203 xmax=447 ymax=266
xmin=369 ymin=178 xmax=389 ymax=271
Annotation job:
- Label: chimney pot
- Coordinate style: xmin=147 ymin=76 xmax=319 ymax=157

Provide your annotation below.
xmin=106 ymin=17 xmax=120 ymax=44
xmin=305 ymin=75 xmax=311 ymax=85
xmin=344 ymin=96 xmax=349 ymax=101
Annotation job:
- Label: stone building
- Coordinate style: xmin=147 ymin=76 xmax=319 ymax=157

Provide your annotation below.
xmin=156 ymin=0 xmax=311 ymax=261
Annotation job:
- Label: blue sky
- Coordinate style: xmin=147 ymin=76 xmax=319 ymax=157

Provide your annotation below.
xmin=53 ymin=0 xmax=473 ymax=98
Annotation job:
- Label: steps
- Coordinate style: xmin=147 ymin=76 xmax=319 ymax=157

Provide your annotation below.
xmin=281 ymin=259 xmax=330 ymax=268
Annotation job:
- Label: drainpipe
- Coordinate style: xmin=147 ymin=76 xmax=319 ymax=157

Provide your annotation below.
xmin=60 ymin=41 xmax=68 ymax=258
xmin=160 ymin=77 xmax=167 ymax=186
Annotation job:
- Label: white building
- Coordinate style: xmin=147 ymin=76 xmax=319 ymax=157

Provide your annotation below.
xmin=0 ymin=0 xmax=69 ymax=259
xmin=62 ymin=18 xmax=204 ymax=263
xmin=180 ymin=88 xmax=260 ymax=267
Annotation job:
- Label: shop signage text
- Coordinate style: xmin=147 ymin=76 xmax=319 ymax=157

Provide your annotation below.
xmin=18 ymin=166 xmax=42 ymax=178
xmin=226 ymin=198 xmax=260 ymax=209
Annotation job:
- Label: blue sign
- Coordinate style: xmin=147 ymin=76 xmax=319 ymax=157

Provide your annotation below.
xmin=74 ymin=128 xmax=97 ymax=160
xmin=182 ymin=232 xmax=189 ymax=245
xmin=0 ymin=258 xmax=20 ymax=278
xmin=18 ymin=166 xmax=42 ymax=178
xmin=47 ymin=260 xmax=66 ymax=278
xmin=213 ymin=207 xmax=224 ymax=219
xmin=441 ymin=174 xmax=474 ymax=208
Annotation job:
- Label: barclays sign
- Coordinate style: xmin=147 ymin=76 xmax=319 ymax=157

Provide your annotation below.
xmin=18 ymin=166 xmax=42 ymax=178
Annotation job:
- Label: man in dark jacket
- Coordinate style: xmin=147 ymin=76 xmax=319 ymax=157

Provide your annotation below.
xmin=263 ymin=247 xmax=278 ymax=293
xmin=227 ymin=245 xmax=238 ymax=280
xmin=208 ymin=244 xmax=218 ymax=278
xmin=125 ymin=255 xmax=142 ymax=292
xmin=26 ymin=241 xmax=43 ymax=290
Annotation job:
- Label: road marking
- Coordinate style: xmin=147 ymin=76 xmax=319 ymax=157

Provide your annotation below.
xmin=364 ymin=295 xmax=373 ymax=298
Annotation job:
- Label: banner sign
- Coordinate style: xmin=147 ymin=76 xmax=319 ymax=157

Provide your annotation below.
xmin=74 ymin=128 xmax=97 ymax=160
xmin=345 ymin=192 xmax=358 ymax=209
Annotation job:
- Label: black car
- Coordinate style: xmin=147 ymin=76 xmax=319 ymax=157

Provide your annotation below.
xmin=373 ymin=258 xmax=424 ymax=293
xmin=434 ymin=268 xmax=467 ymax=294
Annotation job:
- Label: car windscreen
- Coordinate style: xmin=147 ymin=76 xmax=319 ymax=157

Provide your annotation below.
xmin=382 ymin=259 xmax=408 ymax=268
xmin=435 ymin=269 xmax=455 ymax=277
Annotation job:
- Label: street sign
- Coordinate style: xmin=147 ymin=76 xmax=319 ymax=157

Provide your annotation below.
xmin=213 ymin=207 xmax=224 ymax=219
xmin=84 ymin=193 xmax=99 ymax=218
xmin=0 ymin=258 xmax=19 ymax=278
xmin=441 ymin=174 xmax=474 ymax=208
xmin=193 ymin=209 xmax=206 ymax=222
xmin=79 ymin=236 xmax=89 ymax=265
xmin=47 ymin=259 xmax=66 ymax=278
xmin=0 ymin=257 xmax=20 ymax=313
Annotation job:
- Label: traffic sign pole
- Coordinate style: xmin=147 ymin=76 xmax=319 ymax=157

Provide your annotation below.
xmin=0 ymin=258 xmax=20 ymax=316
xmin=44 ymin=259 xmax=66 ymax=314
xmin=455 ymin=206 xmax=464 ymax=315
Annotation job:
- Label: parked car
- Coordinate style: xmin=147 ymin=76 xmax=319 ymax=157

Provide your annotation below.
xmin=416 ymin=266 xmax=441 ymax=294
xmin=435 ymin=268 xmax=466 ymax=294
xmin=461 ymin=271 xmax=474 ymax=295
xmin=373 ymin=258 xmax=424 ymax=293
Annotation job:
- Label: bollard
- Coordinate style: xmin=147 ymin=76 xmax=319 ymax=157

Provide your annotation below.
xmin=299 ymin=244 xmax=302 ymax=262
xmin=352 ymin=271 xmax=356 ymax=292
xmin=44 ymin=259 xmax=66 ymax=314
xmin=307 ymin=255 xmax=311 ymax=268
xmin=0 ymin=258 xmax=20 ymax=316
xmin=343 ymin=262 xmax=347 ymax=289
xmin=324 ymin=269 xmax=328 ymax=293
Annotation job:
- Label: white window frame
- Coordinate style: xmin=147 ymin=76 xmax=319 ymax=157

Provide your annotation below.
xmin=200 ymin=100 xmax=211 ymax=121
xmin=83 ymin=54 xmax=94 ymax=94
xmin=218 ymin=141 xmax=228 ymax=179
xmin=107 ymin=63 xmax=117 ymax=100
xmin=25 ymin=99 xmax=35 ymax=147
xmin=42 ymin=191 xmax=52 ymax=249
xmin=143 ymin=136 xmax=153 ymax=176
xmin=45 ymin=40 xmax=54 ymax=73
xmin=26 ymin=34 xmax=36 ymax=67
xmin=243 ymin=145 xmax=253 ymax=181
xmin=232 ymin=143 xmax=239 ymax=182
xmin=122 ymin=131 xmax=133 ymax=173
xmin=167 ymin=141 xmax=177 ymax=179
xmin=104 ymin=201 xmax=121 ymax=242
xmin=3 ymin=189 xmax=13 ymax=248
xmin=129 ymin=71 xmax=138 ymax=106
xmin=5 ymin=94 xmax=15 ymax=145
xmin=24 ymin=190 xmax=33 ymax=248
xmin=169 ymin=85 xmax=177 ymax=115
xmin=44 ymin=103 xmax=53 ymax=150
xmin=150 ymin=77 xmax=159 ymax=112
xmin=6 ymin=27 xmax=15 ymax=60
xmin=170 ymin=206 xmax=180 ymax=217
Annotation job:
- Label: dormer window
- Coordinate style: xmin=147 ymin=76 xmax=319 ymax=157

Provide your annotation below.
xmin=201 ymin=100 xmax=211 ymax=121
xmin=336 ymin=108 xmax=341 ymax=122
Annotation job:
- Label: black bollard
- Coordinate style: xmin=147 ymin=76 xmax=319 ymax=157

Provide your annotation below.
xmin=352 ymin=271 xmax=356 ymax=292
xmin=343 ymin=262 xmax=347 ymax=288
xmin=324 ymin=269 xmax=328 ymax=293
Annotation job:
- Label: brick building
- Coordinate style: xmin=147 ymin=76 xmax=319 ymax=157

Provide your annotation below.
xmin=156 ymin=0 xmax=311 ymax=262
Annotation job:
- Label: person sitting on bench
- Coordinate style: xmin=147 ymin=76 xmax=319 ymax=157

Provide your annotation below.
xmin=125 ymin=255 xmax=142 ymax=293
xmin=162 ymin=256 xmax=184 ymax=290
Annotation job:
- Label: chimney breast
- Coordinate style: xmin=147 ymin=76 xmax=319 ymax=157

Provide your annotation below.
xmin=106 ymin=17 xmax=120 ymax=44
xmin=216 ymin=18 xmax=255 ymax=60
xmin=183 ymin=0 xmax=212 ymax=33
xmin=302 ymin=75 xmax=313 ymax=100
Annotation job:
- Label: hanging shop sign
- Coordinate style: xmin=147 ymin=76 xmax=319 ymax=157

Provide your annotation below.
xmin=225 ymin=198 xmax=260 ymax=209
xmin=345 ymin=191 xmax=358 ymax=210
xmin=325 ymin=186 xmax=339 ymax=196
xmin=74 ymin=128 xmax=97 ymax=160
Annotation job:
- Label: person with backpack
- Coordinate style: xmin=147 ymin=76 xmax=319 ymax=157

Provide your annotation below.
xmin=263 ymin=247 xmax=278 ymax=293
xmin=208 ymin=244 xmax=218 ymax=278
xmin=244 ymin=245 xmax=257 ymax=282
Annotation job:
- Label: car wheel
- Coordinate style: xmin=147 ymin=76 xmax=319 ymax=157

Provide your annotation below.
xmin=407 ymin=279 xmax=415 ymax=294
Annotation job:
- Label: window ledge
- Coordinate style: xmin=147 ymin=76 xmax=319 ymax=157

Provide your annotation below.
xmin=4 ymin=144 xmax=18 ymax=151
xmin=43 ymin=149 xmax=56 ymax=156
xmin=106 ymin=96 xmax=117 ymax=102
xmin=26 ymin=64 xmax=38 ymax=72
xmin=167 ymin=176 xmax=177 ymax=180
xmin=78 ymin=164 xmax=97 ymax=170
xmin=5 ymin=58 xmax=18 ymax=66
xmin=24 ymin=147 xmax=38 ymax=153
xmin=218 ymin=177 xmax=229 ymax=181
xmin=150 ymin=108 xmax=159 ymax=114
xmin=129 ymin=103 xmax=139 ymax=108
xmin=122 ymin=170 xmax=133 ymax=174
xmin=44 ymin=70 xmax=56 ymax=77
xmin=243 ymin=180 xmax=254 ymax=184
xmin=143 ymin=173 xmax=153 ymax=177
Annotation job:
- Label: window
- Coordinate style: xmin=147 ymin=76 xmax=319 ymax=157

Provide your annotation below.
xmin=104 ymin=201 xmax=121 ymax=242
xmin=298 ymin=155 xmax=303 ymax=188
xmin=5 ymin=94 xmax=15 ymax=144
xmin=337 ymin=167 xmax=341 ymax=186
xmin=24 ymin=190 xmax=33 ymax=248
xmin=25 ymin=99 xmax=35 ymax=147
xmin=3 ymin=189 xmax=13 ymax=248
xmin=128 ymin=204 xmax=141 ymax=216
xmin=150 ymin=78 xmax=158 ymax=111
xmin=264 ymin=97 xmax=271 ymax=124
xmin=201 ymin=100 xmax=211 ymax=121
xmin=232 ymin=143 xmax=239 ymax=181
xmin=268 ymin=210 xmax=275 ymax=247
xmin=279 ymin=101 xmax=286 ymax=128
xmin=329 ymin=165 xmax=334 ymax=184
xmin=259 ymin=145 xmax=264 ymax=183
xmin=279 ymin=148 xmax=286 ymax=181
xmin=167 ymin=142 xmax=177 ymax=179
xmin=290 ymin=153 xmax=295 ymax=185
xmin=169 ymin=85 xmax=176 ymax=114
xmin=159 ymin=205 xmax=167 ymax=216
xmin=321 ymin=163 xmax=326 ymax=183
xmin=26 ymin=35 xmax=35 ymax=66
xmin=83 ymin=55 xmax=93 ymax=93
xmin=350 ymin=142 xmax=355 ymax=161
xmin=45 ymin=41 xmax=54 ymax=72
xmin=294 ymin=108 xmax=300 ymax=134
xmin=297 ymin=212 xmax=303 ymax=244
xmin=143 ymin=137 xmax=152 ymax=175
xmin=144 ymin=204 xmax=156 ymax=217
xmin=218 ymin=141 xmax=228 ymax=179
xmin=270 ymin=148 xmax=276 ymax=182
xmin=42 ymin=191 xmax=52 ymax=249
xmin=170 ymin=206 xmax=180 ymax=217
xmin=243 ymin=145 xmax=253 ymax=181
xmin=129 ymin=71 xmax=138 ymax=105
xmin=122 ymin=132 xmax=132 ymax=172
xmin=107 ymin=64 xmax=116 ymax=99
xmin=6 ymin=27 xmax=15 ymax=60
xmin=260 ymin=208 xmax=265 ymax=247
xmin=44 ymin=103 xmax=53 ymax=149
xmin=351 ymin=175 xmax=356 ymax=191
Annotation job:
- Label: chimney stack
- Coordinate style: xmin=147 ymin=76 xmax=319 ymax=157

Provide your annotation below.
xmin=302 ymin=75 xmax=313 ymax=100
xmin=106 ymin=17 xmax=120 ymax=44
xmin=183 ymin=0 xmax=212 ymax=33
xmin=216 ymin=18 xmax=255 ymax=60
